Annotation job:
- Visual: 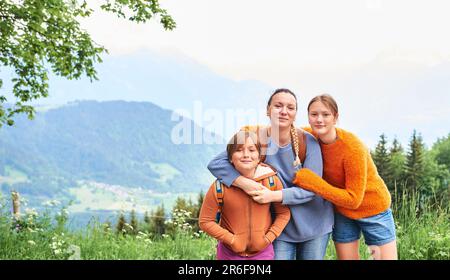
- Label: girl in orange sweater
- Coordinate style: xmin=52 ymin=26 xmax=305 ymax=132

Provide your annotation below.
xmin=293 ymin=94 xmax=398 ymax=260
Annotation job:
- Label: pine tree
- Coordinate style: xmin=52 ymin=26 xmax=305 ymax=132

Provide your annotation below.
xmin=405 ymin=130 xmax=426 ymax=194
xmin=116 ymin=212 xmax=127 ymax=235
xmin=144 ymin=211 xmax=151 ymax=225
xmin=192 ymin=191 xmax=205 ymax=232
xmin=195 ymin=190 xmax=205 ymax=219
xmin=388 ymin=137 xmax=406 ymax=192
xmin=145 ymin=210 xmax=156 ymax=233
xmin=373 ymin=134 xmax=390 ymax=186
xmin=130 ymin=209 xmax=139 ymax=235
xmin=152 ymin=204 xmax=166 ymax=236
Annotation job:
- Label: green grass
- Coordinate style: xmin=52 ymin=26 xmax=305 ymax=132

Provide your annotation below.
xmin=0 ymin=191 xmax=448 ymax=260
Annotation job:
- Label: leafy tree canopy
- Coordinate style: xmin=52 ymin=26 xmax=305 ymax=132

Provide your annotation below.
xmin=0 ymin=0 xmax=175 ymax=127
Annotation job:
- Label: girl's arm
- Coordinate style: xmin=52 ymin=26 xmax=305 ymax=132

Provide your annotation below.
xmin=293 ymin=146 xmax=368 ymax=210
xmin=250 ymin=134 xmax=321 ymax=205
xmin=281 ymin=135 xmax=322 ymax=205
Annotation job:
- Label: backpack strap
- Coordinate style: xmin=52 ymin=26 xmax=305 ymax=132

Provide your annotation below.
xmin=267 ymin=176 xmax=277 ymax=191
xmin=260 ymin=175 xmax=277 ymax=191
xmin=295 ymin=128 xmax=307 ymax=164
xmin=214 ymin=180 xmax=224 ymax=223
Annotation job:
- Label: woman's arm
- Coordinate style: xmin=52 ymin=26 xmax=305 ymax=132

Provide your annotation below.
xmin=281 ymin=134 xmax=322 ymax=205
xmin=207 ymin=151 xmax=264 ymax=192
xmin=293 ymin=146 xmax=368 ymax=210
xmin=249 ymin=133 xmax=322 ymax=205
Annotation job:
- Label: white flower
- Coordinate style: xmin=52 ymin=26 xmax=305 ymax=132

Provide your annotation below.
xmin=54 ymin=249 xmax=61 ymax=255
xmin=25 ymin=208 xmax=38 ymax=216
xmin=28 ymin=240 xmax=36 ymax=246
xmin=67 ymin=245 xmax=81 ymax=260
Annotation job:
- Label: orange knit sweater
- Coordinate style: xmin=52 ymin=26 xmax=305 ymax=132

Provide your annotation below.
xmin=293 ymin=127 xmax=391 ymax=219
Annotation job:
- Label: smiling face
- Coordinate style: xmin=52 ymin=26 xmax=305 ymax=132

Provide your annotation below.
xmin=308 ymin=100 xmax=338 ymax=137
xmin=267 ymin=91 xmax=297 ymax=129
xmin=229 ymin=135 xmax=260 ymax=177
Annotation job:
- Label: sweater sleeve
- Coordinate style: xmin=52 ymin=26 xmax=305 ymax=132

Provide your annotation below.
xmin=282 ymin=133 xmax=321 ymax=205
xmin=207 ymin=151 xmax=241 ymax=187
xmin=292 ymin=145 xmax=368 ymax=210
xmin=266 ymin=176 xmax=291 ymax=242
xmin=198 ymin=184 xmax=235 ymax=244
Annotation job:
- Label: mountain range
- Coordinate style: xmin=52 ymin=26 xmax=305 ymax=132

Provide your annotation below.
xmin=0 ymin=100 xmax=224 ymax=216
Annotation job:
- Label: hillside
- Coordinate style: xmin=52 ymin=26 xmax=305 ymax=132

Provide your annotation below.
xmin=0 ymin=100 xmax=224 ymax=213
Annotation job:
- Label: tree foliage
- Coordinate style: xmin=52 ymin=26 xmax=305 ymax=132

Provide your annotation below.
xmin=372 ymin=131 xmax=449 ymax=209
xmin=372 ymin=134 xmax=390 ymax=186
xmin=387 ymin=138 xmax=406 ymax=190
xmin=405 ymin=130 xmax=426 ymax=193
xmin=0 ymin=0 xmax=175 ymax=127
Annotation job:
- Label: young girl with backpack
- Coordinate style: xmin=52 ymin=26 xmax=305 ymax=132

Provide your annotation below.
xmin=199 ymin=130 xmax=290 ymax=260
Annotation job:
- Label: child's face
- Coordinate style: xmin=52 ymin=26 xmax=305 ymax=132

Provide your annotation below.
xmin=230 ymin=136 xmax=260 ymax=175
xmin=308 ymin=101 xmax=338 ymax=137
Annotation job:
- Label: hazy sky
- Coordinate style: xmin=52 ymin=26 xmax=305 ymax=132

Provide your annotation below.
xmin=81 ymin=0 xmax=450 ymax=81
xmin=78 ymin=0 xmax=450 ymax=147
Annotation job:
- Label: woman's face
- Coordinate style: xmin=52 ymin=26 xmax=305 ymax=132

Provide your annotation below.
xmin=230 ymin=136 xmax=260 ymax=176
xmin=308 ymin=101 xmax=338 ymax=136
xmin=267 ymin=92 xmax=297 ymax=128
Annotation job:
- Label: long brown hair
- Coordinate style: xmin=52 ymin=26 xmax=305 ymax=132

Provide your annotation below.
xmin=307 ymin=94 xmax=339 ymax=117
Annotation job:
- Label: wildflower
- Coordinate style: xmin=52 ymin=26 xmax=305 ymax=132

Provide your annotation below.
xmin=67 ymin=245 xmax=81 ymax=260
xmin=144 ymin=239 xmax=153 ymax=245
xmin=438 ymin=251 xmax=448 ymax=257
xmin=25 ymin=208 xmax=38 ymax=217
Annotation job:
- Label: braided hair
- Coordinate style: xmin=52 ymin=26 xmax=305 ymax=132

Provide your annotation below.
xmin=290 ymin=124 xmax=301 ymax=167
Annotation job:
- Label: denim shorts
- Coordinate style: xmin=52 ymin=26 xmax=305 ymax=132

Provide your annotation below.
xmin=332 ymin=209 xmax=396 ymax=246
